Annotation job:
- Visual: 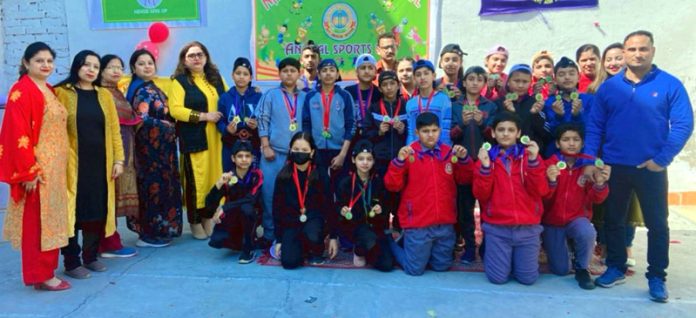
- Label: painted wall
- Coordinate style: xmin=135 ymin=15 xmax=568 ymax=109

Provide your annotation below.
xmin=2 ymin=0 xmax=695 ymax=191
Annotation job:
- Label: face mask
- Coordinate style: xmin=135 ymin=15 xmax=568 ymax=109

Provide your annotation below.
xmin=290 ymin=151 xmax=311 ymax=165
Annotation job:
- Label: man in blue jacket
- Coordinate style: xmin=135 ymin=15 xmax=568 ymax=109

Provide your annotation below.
xmin=584 ymin=30 xmax=694 ymax=303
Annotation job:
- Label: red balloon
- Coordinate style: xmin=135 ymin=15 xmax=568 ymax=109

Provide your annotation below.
xmin=148 ymin=22 xmax=169 ymax=43
xmin=135 ymin=40 xmax=160 ymax=60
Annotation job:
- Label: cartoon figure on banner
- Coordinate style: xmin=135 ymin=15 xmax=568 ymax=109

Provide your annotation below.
xmin=391 ymin=18 xmax=408 ymax=47
xmin=369 ymin=13 xmax=386 ymax=35
xmin=290 ymin=0 xmax=303 ymax=15
xmin=258 ymin=25 xmax=271 ymax=62
xmin=294 ymin=16 xmax=312 ymax=44
xmin=277 ymin=19 xmax=290 ymax=44
xmin=382 ymin=0 xmax=395 ymax=12
xmin=407 ymin=27 xmax=424 ymax=59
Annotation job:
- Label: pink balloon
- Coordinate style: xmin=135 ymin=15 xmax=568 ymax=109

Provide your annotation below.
xmin=135 ymin=40 xmax=160 ymax=60
xmin=148 ymin=22 xmax=170 ymax=43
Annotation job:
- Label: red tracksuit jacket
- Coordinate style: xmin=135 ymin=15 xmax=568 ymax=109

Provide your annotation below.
xmin=542 ymin=155 xmax=609 ymax=227
xmin=473 ymin=145 xmax=549 ymax=226
xmin=384 ymin=141 xmax=474 ymax=229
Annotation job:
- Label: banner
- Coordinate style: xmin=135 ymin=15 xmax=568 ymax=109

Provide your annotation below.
xmin=479 ymin=0 xmax=598 ymax=16
xmin=252 ymin=0 xmax=433 ymax=81
xmin=88 ymin=0 xmax=207 ymax=29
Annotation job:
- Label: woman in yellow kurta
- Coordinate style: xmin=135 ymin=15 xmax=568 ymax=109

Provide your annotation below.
xmin=55 ymin=50 xmax=124 ymax=279
xmin=169 ymin=41 xmax=226 ymax=239
xmin=0 ymin=42 xmax=71 ymax=291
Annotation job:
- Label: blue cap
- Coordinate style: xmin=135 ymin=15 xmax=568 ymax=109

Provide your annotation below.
xmin=413 ymin=59 xmax=435 ymax=73
xmin=318 ymin=58 xmax=338 ymax=71
xmin=354 ymin=53 xmax=376 ymax=70
xmin=508 ymin=64 xmax=532 ymax=76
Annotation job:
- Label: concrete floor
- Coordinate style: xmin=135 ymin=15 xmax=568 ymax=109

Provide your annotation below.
xmin=1 ymin=203 xmax=695 ymax=317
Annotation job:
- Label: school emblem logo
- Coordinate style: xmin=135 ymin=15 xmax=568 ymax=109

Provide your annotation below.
xmin=445 ymin=163 xmax=453 ymax=175
xmin=322 ymin=3 xmax=357 ymax=41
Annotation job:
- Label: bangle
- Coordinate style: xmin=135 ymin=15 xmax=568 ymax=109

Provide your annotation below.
xmin=189 ymin=111 xmax=201 ymax=123
xmin=114 ymin=161 xmax=124 ymax=166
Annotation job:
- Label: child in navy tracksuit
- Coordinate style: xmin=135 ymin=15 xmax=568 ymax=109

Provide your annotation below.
xmin=450 ymin=66 xmax=498 ymax=263
xmin=206 ymin=141 xmax=263 ymax=264
xmin=335 ymin=140 xmax=393 ymax=272
xmin=363 ymin=71 xmax=408 ymax=233
xmin=542 ymin=124 xmax=610 ymax=289
xmin=543 ymin=57 xmax=594 ymax=157
xmin=474 ymin=112 xmax=549 ymax=285
xmin=495 ymin=64 xmax=550 ymax=155
xmin=302 ymin=58 xmax=354 ymax=193
xmin=217 ymin=58 xmax=263 ymax=171
xmin=345 ymin=54 xmax=382 ymax=143
xmin=272 ymin=132 xmax=338 ymax=269
xmin=385 ymin=112 xmax=474 ymax=276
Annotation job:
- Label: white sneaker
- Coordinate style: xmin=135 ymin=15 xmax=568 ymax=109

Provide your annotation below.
xmin=353 ymin=254 xmax=366 ymax=267
xmin=626 ymin=258 xmax=636 ymax=267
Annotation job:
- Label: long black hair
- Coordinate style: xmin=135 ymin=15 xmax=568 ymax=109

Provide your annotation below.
xmin=55 ymin=50 xmax=101 ymax=88
xmin=276 ymin=131 xmax=319 ymax=184
xmin=96 ymin=54 xmax=124 ymax=86
xmin=19 ymin=42 xmax=56 ymax=79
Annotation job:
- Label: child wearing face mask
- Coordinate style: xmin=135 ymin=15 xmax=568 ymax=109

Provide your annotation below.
xmin=335 ymin=140 xmax=393 ymax=271
xmin=272 ymin=132 xmax=338 ymax=269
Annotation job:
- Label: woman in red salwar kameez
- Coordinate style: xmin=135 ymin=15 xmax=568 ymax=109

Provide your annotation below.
xmin=0 ymin=42 xmax=71 ymax=291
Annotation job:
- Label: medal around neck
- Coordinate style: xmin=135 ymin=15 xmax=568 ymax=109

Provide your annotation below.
xmin=289 ymin=122 xmax=297 ymax=132
xmin=299 ymin=213 xmax=307 ymax=223
xmin=322 ymin=130 xmax=332 ymax=139
xmin=344 ymin=211 xmax=353 ymax=220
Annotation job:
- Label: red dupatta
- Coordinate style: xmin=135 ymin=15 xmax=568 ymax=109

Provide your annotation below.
xmin=0 ymin=75 xmax=50 ymax=202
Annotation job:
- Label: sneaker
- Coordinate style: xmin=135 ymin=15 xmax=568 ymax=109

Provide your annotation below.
xmin=238 ymin=250 xmax=256 ymax=264
xmin=575 ymin=269 xmax=596 ymax=290
xmin=308 ymin=256 xmax=325 ymax=265
xmin=648 ymin=277 xmax=669 ymax=303
xmin=101 ymin=246 xmax=138 ymax=258
xmin=626 ymin=258 xmax=636 ymax=267
xmin=460 ymin=247 xmax=476 ymax=264
xmin=84 ymin=260 xmax=107 ymax=272
xmin=353 ymin=254 xmax=366 ymax=267
xmin=136 ymin=239 xmax=171 ymax=248
xmin=594 ymin=266 xmax=626 ymax=288
xmin=269 ymin=241 xmax=280 ymax=260
xmin=64 ymin=266 xmax=91 ymax=279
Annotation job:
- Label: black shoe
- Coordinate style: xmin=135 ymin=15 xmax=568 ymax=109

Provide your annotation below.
xmin=238 ymin=250 xmax=256 ymax=264
xmin=575 ymin=269 xmax=596 ymax=290
xmin=308 ymin=256 xmax=325 ymax=265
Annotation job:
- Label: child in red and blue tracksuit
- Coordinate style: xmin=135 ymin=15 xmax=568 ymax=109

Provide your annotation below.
xmin=474 ymin=112 xmax=549 ymax=285
xmin=385 ymin=112 xmax=473 ymax=276
xmin=542 ymin=124 xmax=610 ymax=289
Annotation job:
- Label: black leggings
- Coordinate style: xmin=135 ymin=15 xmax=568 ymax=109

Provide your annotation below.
xmin=61 ymin=220 xmax=105 ymax=270
xmin=280 ymin=217 xmax=325 ymax=269
xmin=208 ymin=204 xmax=257 ymax=253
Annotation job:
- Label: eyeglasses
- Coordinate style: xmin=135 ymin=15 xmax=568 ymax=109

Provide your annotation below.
xmin=186 ymin=52 xmax=206 ymax=60
xmin=105 ymin=66 xmax=124 ymax=71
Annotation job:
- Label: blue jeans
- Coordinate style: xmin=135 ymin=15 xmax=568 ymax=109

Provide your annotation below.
xmin=605 ymin=165 xmax=669 ymax=279
xmin=259 ymin=151 xmax=288 ymax=241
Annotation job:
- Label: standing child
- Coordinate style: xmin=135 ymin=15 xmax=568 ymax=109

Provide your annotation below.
xmin=543 ymin=57 xmax=594 ymax=156
xmin=543 ymin=124 xmax=611 ymax=289
xmin=496 ymin=64 xmax=549 ymax=155
xmin=272 ymin=132 xmax=338 ymax=269
xmin=336 ymin=140 xmax=394 ymax=271
xmin=405 ymin=59 xmax=453 ymax=145
xmin=302 ymin=59 xmax=354 ymax=192
xmin=450 ymin=66 xmax=497 ymax=262
xmin=257 ymin=57 xmax=306 ymax=245
xmin=385 ymin=112 xmax=474 ymax=276
xmin=474 ymin=112 xmax=549 ymax=285
xmin=435 ymin=44 xmax=466 ymax=101
xmin=482 ymin=45 xmax=509 ymax=101
xmin=206 ymin=141 xmax=263 ymax=263
xmin=530 ymin=50 xmax=556 ymax=100
xmin=217 ymin=58 xmax=262 ymax=171
xmin=345 ymin=54 xmax=382 ymax=142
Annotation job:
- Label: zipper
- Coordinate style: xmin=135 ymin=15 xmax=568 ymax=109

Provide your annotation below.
xmin=431 ymin=156 xmax=440 ymax=223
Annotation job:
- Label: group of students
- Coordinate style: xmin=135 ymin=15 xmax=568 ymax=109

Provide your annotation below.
xmin=1 ymin=30 xmax=691 ymax=304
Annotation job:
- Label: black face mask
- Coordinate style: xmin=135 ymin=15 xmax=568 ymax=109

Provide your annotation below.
xmin=290 ymin=151 xmax=311 ymax=165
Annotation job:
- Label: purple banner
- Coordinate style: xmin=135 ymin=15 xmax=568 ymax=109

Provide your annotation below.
xmin=479 ymin=0 xmax=598 ymax=16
